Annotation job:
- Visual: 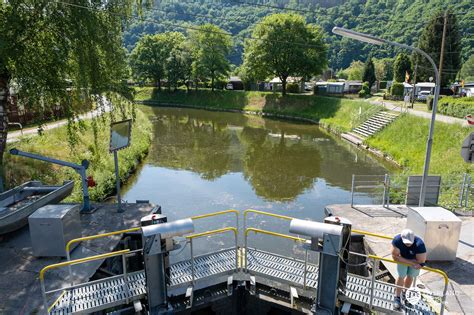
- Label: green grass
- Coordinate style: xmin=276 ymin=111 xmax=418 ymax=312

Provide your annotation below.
xmin=4 ymin=109 xmax=152 ymax=202
xmin=134 ymin=87 xmax=378 ymax=133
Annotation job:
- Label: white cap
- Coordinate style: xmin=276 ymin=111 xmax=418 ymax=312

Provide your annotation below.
xmin=401 ymin=229 xmax=415 ymax=245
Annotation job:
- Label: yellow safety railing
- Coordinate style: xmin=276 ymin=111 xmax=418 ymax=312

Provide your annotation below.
xmin=352 ymin=229 xmax=393 ymax=240
xmin=65 ymin=227 xmax=140 ymax=255
xmin=191 ymin=209 xmax=239 ymax=229
xmin=186 ymin=227 xmax=239 ymax=283
xmin=364 ymin=254 xmax=448 ymax=315
xmin=40 ymin=250 xmax=130 ymax=314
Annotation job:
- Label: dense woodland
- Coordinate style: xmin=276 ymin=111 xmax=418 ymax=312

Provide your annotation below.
xmin=123 ymin=0 xmax=474 ymax=70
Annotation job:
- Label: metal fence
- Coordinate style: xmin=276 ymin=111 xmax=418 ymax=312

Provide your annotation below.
xmin=351 ymin=173 xmax=473 ymax=212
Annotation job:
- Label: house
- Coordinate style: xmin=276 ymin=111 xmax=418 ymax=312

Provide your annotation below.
xmin=415 ymin=82 xmax=436 ymax=95
xmin=326 ymin=82 xmax=345 ymax=94
xmin=226 ymin=76 xmax=244 ymax=90
xmin=464 ymin=82 xmax=474 ymax=97
xmin=452 ymin=82 xmax=474 ymax=97
xmin=344 ymin=81 xmax=363 ymax=94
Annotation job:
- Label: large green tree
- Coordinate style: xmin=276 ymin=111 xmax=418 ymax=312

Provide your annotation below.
xmin=362 ymin=56 xmax=376 ymax=89
xmin=130 ymin=32 xmax=180 ymax=90
xmin=413 ymin=10 xmax=462 ymax=86
xmin=242 ymin=13 xmax=327 ymax=96
xmin=0 ymin=0 xmax=145 ymax=180
xmin=393 ymin=53 xmax=412 ymax=82
xmin=189 ymin=24 xmax=232 ymax=91
xmin=459 ymin=55 xmax=474 ymax=82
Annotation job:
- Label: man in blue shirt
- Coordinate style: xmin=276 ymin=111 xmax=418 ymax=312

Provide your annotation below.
xmin=391 ymin=229 xmax=427 ymax=309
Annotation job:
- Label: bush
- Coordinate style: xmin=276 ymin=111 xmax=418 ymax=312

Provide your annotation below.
xmin=287 ymin=83 xmax=300 ymax=93
xmin=379 ymin=81 xmax=387 ymax=89
xmin=358 ymin=82 xmax=370 ymax=98
xmin=390 ymin=82 xmax=404 ymax=96
xmin=437 ymin=96 xmax=474 ymax=118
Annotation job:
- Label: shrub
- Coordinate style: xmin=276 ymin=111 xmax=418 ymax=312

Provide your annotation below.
xmin=287 ymin=83 xmax=300 ymax=93
xmin=358 ymin=82 xmax=370 ymax=98
xmin=390 ymin=82 xmax=404 ymax=96
xmin=437 ymin=96 xmax=474 ymax=118
xmin=379 ymin=81 xmax=387 ymax=89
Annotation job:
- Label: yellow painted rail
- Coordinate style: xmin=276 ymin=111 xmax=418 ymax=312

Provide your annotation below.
xmin=245 ymin=227 xmax=305 ymax=243
xmin=352 ymin=229 xmax=393 ymax=240
xmin=66 ymin=227 xmax=140 ymax=254
xmin=186 ymin=227 xmax=238 ymax=239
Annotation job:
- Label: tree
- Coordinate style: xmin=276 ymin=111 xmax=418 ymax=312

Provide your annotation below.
xmin=189 ymin=24 xmax=232 ymax=91
xmin=242 ymin=13 xmax=327 ymax=96
xmin=0 ymin=1 xmax=143 ymax=177
xmin=413 ymin=10 xmax=462 ymax=86
xmin=130 ymin=32 xmax=180 ymax=90
xmin=459 ymin=55 xmax=474 ymax=81
xmin=393 ymin=53 xmax=412 ymax=82
xmin=374 ymin=58 xmax=393 ymax=81
xmin=362 ymin=56 xmax=376 ymax=89
xmin=339 ymin=61 xmax=364 ymax=81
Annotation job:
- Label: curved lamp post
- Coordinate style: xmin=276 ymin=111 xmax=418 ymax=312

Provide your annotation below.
xmin=332 ymin=27 xmax=440 ymax=207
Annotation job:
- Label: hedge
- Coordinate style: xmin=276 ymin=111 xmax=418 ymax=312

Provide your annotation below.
xmin=437 ymin=96 xmax=474 ymax=118
xmin=390 ymin=82 xmax=404 ymax=96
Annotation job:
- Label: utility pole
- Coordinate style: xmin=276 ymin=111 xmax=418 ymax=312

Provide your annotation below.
xmin=438 ymin=10 xmax=448 ymax=86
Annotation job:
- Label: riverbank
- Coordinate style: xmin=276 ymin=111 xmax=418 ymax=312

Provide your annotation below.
xmin=4 ymin=109 xmax=152 ymax=202
xmin=134 ymin=88 xmax=378 ymax=134
xmin=135 ymin=88 xmax=473 ymax=209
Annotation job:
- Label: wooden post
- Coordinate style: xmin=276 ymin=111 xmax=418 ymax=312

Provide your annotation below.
xmin=438 ymin=11 xmax=448 ymax=86
xmin=411 ymin=63 xmax=417 ymax=108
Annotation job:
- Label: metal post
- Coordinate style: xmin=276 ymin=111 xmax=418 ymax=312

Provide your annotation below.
xmin=122 ymin=253 xmax=130 ymax=304
xmin=190 ymin=239 xmax=195 ymax=284
xmin=114 ymin=150 xmax=123 ymax=213
xmin=303 ymin=248 xmax=308 ymax=289
xmin=234 ymin=233 xmax=238 ymax=272
xmin=383 ymin=174 xmax=388 ymax=207
xmin=386 ymin=175 xmax=391 ymax=206
xmin=351 ymin=174 xmax=355 ymax=207
xmin=440 ymin=281 xmax=448 ymax=315
xmin=465 ymin=175 xmax=471 ymax=208
xmin=459 ymin=173 xmax=467 ymax=207
xmin=244 ymin=232 xmax=248 ymax=272
xmin=40 ymin=279 xmax=49 ymax=315
xmin=369 ymin=257 xmax=378 ymax=310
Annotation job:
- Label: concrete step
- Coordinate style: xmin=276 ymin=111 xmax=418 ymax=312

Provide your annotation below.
xmin=353 ymin=129 xmax=371 ymax=138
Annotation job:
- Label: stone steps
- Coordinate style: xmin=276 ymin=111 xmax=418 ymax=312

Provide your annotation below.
xmin=352 ymin=111 xmax=399 ymax=139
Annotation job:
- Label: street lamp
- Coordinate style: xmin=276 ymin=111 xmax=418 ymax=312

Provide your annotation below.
xmin=333 ymin=27 xmax=441 ymax=207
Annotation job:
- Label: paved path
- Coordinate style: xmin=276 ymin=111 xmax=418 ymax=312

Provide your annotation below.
xmin=7 ymin=99 xmax=111 ymax=143
xmin=368 ymin=100 xmax=468 ymax=126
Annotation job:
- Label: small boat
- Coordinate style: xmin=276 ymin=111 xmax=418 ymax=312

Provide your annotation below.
xmin=0 ymin=180 xmax=74 ymax=235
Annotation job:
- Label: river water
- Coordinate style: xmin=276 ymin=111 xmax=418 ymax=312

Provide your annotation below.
xmin=124 ymin=107 xmax=396 ymax=259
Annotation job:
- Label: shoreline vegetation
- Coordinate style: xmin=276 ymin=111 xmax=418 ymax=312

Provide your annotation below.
xmin=4 ymin=109 xmax=152 ymax=202
xmin=135 ymin=87 xmax=473 ymax=210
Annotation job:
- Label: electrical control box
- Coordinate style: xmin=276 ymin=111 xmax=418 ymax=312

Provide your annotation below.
xmin=29 ymin=204 xmax=81 ymax=257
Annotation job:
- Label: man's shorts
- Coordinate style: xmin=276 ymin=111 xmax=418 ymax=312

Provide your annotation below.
xmin=397 ymin=264 xmax=420 ymax=278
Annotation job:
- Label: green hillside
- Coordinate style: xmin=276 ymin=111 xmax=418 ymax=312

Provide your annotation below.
xmin=124 ymin=0 xmax=473 ymax=70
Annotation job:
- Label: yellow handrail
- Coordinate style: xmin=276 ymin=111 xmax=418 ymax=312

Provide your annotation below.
xmin=40 ymin=249 xmax=130 ymax=280
xmin=352 ymin=229 xmax=393 ymax=240
xmin=244 ymin=209 xmax=294 ymax=223
xmin=191 ymin=209 xmax=239 ymax=221
xmin=48 ymin=290 xmax=66 ymax=312
xmin=66 ymin=227 xmax=140 ymax=254
xmin=245 ymin=228 xmax=306 ymax=243
xmin=186 ymin=227 xmax=238 ymax=239
xmin=368 ymin=254 xmax=449 ymax=285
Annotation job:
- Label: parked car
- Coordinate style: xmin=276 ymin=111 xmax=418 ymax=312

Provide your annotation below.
xmin=417 ymin=90 xmax=431 ymax=101
xmin=304 ymin=82 xmax=313 ymax=91
xmin=226 ymin=83 xmax=234 ymax=90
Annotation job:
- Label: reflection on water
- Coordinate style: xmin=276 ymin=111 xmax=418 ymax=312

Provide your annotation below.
xmin=124 ymin=107 xmax=396 ymax=258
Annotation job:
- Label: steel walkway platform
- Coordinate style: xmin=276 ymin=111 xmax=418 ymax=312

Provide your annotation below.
xmin=49 ymin=248 xmax=437 ymax=315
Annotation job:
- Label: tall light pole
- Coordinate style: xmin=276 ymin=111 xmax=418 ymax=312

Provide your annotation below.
xmin=332 ymin=27 xmax=440 ymax=207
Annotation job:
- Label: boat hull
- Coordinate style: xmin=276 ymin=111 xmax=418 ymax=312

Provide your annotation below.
xmin=0 ymin=180 xmax=74 ymax=235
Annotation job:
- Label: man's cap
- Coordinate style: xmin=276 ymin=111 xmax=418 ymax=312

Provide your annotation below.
xmin=401 ymin=229 xmax=415 ymax=245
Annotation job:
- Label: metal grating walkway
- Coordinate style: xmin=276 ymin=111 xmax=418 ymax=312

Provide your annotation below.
xmin=50 ymin=248 xmax=436 ymax=315
xmin=246 ymin=248 xmax=319 ymax=288
xmin=49 ymin=249 xmax=237 ymax=314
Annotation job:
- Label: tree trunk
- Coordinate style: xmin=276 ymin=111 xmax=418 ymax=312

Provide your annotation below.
xmin=157 ymin=78 xmax=161 ymax=91
xmin=195 ymin=79 xmax=198 ymax=91
xmin=0 ymin=75 xmax=10 ymax=191
xmin=211 ymin=74 xmax=215 ymax=92
xmin=281 ymin=76 xmax=287 ymax=96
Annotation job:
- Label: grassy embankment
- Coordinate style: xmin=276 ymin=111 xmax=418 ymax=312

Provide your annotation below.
xmin=4 ymin=109 xmax=152 ymax=202
xmin=135 ymin=88 xmax=379 ymax=133
xmin=136 ymin=88 xmax=473 ymax=209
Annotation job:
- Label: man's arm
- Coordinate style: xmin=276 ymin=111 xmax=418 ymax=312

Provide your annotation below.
xmin=412 ymin=252 xmax=427 ymax=269
xmin=391 ymin=245 xmax=418 ymax=266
